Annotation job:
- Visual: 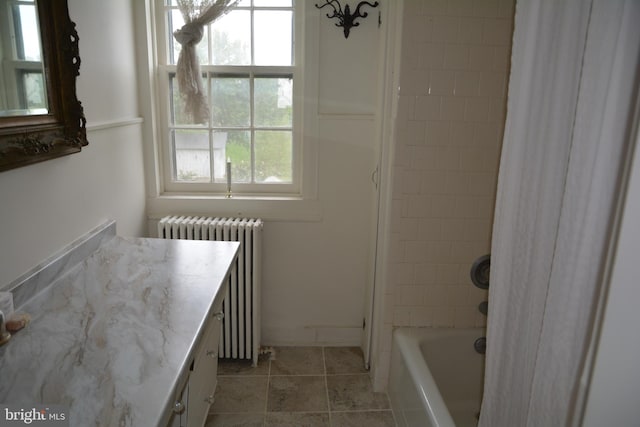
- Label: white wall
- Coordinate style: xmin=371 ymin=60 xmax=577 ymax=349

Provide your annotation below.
xmin=582 ymin=114 xmax=640 ymax=425
xmin=0 ymin=0 xmax=146 ymax=288
xmin=260 ymin=5 xmax=382 ymax=345
xmin=581 ymin=3 xmax=640 ymax=419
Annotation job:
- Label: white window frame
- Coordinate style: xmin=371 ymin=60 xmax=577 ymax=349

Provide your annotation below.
xmin=0 ymin=0 xmax=46 ymax=113
xmin=155 ymin=0 xmax=304 ymax=197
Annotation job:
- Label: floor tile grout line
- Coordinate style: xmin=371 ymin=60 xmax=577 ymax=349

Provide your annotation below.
xmin=263 ymin=358 xmax=271 ymax=426
xmin=218 ymin=372 xmax=370 ymax=377
xmin=265 ymin=373 xmax=329 ymax=377
xmin=322 ymin=346 xmax=333 ymax=427
xmin=210 ymin=409 xmax=395 ymax=416
xmin=217 ymin=374 xmax=269 ymax=377
xmin=325 ymin=372 xmax=371 ymax=376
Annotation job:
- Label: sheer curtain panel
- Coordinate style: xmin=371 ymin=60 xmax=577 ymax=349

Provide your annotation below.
xmin=173 ymin=0 xmax=239 ymax=123
xmin=479 ymin=1 xmax=640 ymax=426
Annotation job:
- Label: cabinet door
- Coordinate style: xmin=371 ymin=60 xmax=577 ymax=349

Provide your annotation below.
xmin=187 ymin=309 xmax=223 ymax=427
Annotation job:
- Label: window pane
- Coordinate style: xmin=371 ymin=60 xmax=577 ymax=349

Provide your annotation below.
xmin=211 ymin=10 xmax=250 ymax=65
xmin=255 ymin=131 xmax=292 ymax=183
xmin=170 ymin=74 xmax=208 ymax=125
xmin=253 ymin=0 xmax=293 ymax=6
xmin=168 ymin=10 xmax=183 ymax=64
xmin=173 ymin=130 xmax=211 ymax=182
xmin=14 ymin=4 xmax=41 ymax=61
xmin=254 ymin=77 xmax=292 ymax=127
xmin=211 ymin=131 xmax=229 ymax=181
xmin=222 ymin=131 xmax=251 ymax=183
xmin=211 ymin=76 xmax=250 ymax=127
xmin=22 ymin=72 xmax=46 ymax=110
xmin=169 ymin=75 xmax=185 ymax=125
xmin=254 ymin=11 xmax=292 ymax=66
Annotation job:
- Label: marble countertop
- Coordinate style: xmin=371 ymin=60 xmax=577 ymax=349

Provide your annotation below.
xmin=0 ymin=234 xmax=239 ymax=427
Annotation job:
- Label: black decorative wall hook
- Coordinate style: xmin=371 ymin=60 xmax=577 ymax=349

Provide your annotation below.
xmin=315 ymin=0 xmax=380 ymax=39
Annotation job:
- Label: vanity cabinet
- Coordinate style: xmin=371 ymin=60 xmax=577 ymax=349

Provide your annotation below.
xmin=0 ymin=224 xmax=240 ymax=427
xmin=169 ymin=303 xmax=224 ymax=427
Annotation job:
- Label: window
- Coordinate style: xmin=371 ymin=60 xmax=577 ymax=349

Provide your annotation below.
xmin=0 ymin=0 xmax=47 ymax=114
xmin=157 ymin=0 xmax=301 ymax=195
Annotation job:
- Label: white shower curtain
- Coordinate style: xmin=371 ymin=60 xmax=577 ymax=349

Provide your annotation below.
xmin=479 ymin=1 xmax=640 ymax=426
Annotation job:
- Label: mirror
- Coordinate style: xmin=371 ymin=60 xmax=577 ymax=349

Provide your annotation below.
xmin=0 ymin=0 xmax=87 ymax=172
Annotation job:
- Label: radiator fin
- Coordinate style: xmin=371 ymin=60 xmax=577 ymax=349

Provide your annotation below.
xmin=157 ymin=215 xmax=262 ymax=367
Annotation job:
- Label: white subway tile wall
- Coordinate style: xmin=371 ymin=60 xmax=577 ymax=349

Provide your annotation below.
xmin=388 ymin=0 xmax=515 ymax=330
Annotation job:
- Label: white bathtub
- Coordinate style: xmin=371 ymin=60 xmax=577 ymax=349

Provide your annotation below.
xmin=389 ymin=328 xmax=485 ymax=427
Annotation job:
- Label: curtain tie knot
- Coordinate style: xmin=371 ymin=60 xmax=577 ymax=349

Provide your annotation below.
xmin=173 ymin=22 xmax=204 ymax=46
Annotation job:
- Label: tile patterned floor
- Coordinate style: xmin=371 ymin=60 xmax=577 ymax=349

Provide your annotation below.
xmin=206 ymin=347 xmax=397 ymax=427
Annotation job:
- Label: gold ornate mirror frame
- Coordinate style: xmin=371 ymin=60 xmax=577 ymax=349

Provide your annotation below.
xmin=0 ymin=0 xmax=87 ymax=172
